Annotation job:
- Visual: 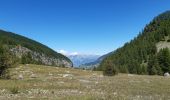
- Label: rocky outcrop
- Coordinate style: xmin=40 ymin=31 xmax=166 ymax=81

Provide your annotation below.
xmin=10 ymin=46 xmax=72 ymax=67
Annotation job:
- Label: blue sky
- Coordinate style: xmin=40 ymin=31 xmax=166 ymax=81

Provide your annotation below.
xmin=0 ymin=0 xmax=170 ymax=55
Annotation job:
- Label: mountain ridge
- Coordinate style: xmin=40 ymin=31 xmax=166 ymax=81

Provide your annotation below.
xmin=0 ymin=30 xmax=73 ymax=67
xmin=67 ymin=54 xmax=100 ymax=67
xmin=99 ymin=11 xmax=170 ymax=75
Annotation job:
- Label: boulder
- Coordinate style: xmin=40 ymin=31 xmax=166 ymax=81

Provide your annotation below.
xmin=30 ymin=74 xmax=37 ymax=78
xmin=18 ymin=74 xmax=24 ymax=80
xmin=164 ymin=72 xmax=170 ymax=77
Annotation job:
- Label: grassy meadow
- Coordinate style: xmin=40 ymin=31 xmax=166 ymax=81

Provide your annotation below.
xmin=0 ymin=64 xmax=169 ymax=100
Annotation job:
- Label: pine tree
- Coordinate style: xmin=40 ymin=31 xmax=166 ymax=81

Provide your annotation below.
xmin=147 ymin=55 xmax=161 ymax=75
xmin=157 ymin=48 xmax=170 ymax=73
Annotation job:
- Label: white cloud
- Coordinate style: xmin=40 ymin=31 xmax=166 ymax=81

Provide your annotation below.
xmin=70 ymin=52 xmax=79 ymax=56
xmin=57 ymin=50 xmax=79 ymax=56
xmin=58 ymin=50 xmax=69 ymax=55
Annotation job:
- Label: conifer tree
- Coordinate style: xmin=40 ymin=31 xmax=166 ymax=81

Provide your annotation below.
xmin=157 ymin=48 xmax=170 ymax=73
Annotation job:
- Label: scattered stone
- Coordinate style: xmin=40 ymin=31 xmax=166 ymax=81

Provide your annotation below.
xmin=18 ymin=74 xmax=24 ymax=80
xmin=79 ymin=79 xmax=90 ymax=83
xmin=66 ymin=71 xmax=70 ymax=73
xmin=48 ymin=73 xmax=53 ymax=76
xmin=113 ymin=92 xmax=117 ymax=95
xmin=58 ymin=81 xmax=64 ymax=84
xmin=164 ymin=72 xmax=170 ymax=77
xmin=95 ymin=81 xmax=99 ymax=84
xmin=30 ymin=74 xmax=37 ymax=78
xmin=99 ymin=75 xmax=103 ymax=77
xmin=63 ymin=74 xmax=73 ymax=78
xmin=128 ymin=74 xmax=134 ymax=77
xmin=15 ymin=68 xmax=20 ymax=70
xmin=92 ymin=73 xmax=97 ymax=76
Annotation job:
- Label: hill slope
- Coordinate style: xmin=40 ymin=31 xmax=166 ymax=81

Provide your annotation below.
xmin=0 ymin=30 xmax=72 ymax=67
xmin=99 ymin=11 xmax=170 ymax=74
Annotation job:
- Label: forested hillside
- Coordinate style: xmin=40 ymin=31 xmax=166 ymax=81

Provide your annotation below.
xmin=0 ymin=30 xmax=72 ymax=67
xmin=99 ymin=11 xmax=170 ymax=75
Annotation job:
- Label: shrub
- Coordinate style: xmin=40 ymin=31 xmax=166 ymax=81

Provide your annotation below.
xmin=167 ymin=39 xmax=170 ymax=42
xmin=10 ymin=86 xmax=19 ymax=94
xmin=0 ymin=45 xmax=18 ymax=79
xmin=103 ymin=62 xmax=118 ymax=76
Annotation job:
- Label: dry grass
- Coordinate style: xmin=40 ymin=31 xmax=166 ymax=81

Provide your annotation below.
xmin=0 ymin=64 xmax=169 ymax=100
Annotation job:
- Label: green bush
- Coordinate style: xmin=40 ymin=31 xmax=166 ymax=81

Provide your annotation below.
xmin=103 ymin=62 xmax=118 ymax=76
xmin=0 ymin=45 xmax=18 ymax=79
xmin=167 ymin=39 xmax=170 ymax=42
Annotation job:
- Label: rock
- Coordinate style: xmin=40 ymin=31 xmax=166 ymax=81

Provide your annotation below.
xmin=99 ymin=75 xmax=103 ymax=77
xmin=113 ymin=92 xmax=117 ymax=95
xmin=92 ymin=73 xmax=97 ymax=76
xmin=10 ymin=46 xmax=73 ymax=67
xmin=65 ymin=71 xmax=70 ymax=73
xmin=164 ymin=72 xmax=170 ymax=77
xmin=63 ymin=74 xmax=73 ymax=78
xmin=48 ymin=73 xmax=53 ymax=76
xmin=128 ymin=74 xmax=134 ymax=77
xmin=95 ymin=81 xmax=99 ymax=84
xmin=79 ymin=79 xmax=90 ymax=83
xmin=58 ymin=81 xmax=64 ymax=84
xmin=30 ymin=74 xmax=37 ymax=78
xmin=18 ymin=74 xmax=24 ymax=80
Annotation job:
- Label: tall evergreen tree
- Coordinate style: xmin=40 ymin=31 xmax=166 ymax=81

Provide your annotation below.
xmin=148 ymin=55 xmax=162 ymax=75
xmin=157 ymin=48 xmax=170 ymax=73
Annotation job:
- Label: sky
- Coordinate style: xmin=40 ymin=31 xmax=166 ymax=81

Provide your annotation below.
xmin=0 ymin=0 xmax=170 ymax=55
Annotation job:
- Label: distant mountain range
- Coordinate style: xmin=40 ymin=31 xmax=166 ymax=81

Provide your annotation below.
xmin=67 ymin=54 xmax=100 ymax=67
xmin=80 ymin=52 xmax=113 ymax=69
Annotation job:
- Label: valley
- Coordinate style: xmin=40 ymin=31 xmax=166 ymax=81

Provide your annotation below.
xmin=0 ymin=1 xmax=170 ymax=100
xmin=0 ymin=64 xmax=169 ymax=100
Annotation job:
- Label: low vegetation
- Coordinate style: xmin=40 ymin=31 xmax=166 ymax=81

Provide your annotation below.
xmin=0 ymin=64 xmax=169 ymax=100
xmin=0 ymin=45 xmax=17 ymax=79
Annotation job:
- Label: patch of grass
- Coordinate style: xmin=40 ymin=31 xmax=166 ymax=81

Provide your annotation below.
xmin=0 ymin=64 xmax=169 ymax=100
xmin=10 ymin=86 xmax=19 ymax=94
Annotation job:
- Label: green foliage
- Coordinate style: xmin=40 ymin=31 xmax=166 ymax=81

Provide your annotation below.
xmin=157 ymin=48 xmax=170 ymax=73
xmin=21 ymin=52 xmax=33 ymax=64
xmin=10 ymin=86 xmax=19 ymax=94
xmin=103 ymin=61 xmax=118 ymax=76
xmin=0 ymin=30 xmax=72 ymax=65
xmin=100 ymin=11 xmax=170 ymax=76
xmin=0 ymin=45 xmax=16 ymax=79
xmin=148 ymin=55 xmax=162 ymax=75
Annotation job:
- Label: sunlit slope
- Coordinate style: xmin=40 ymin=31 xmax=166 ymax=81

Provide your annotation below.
xmin=0 ymin=64 xmax=169 ymax=100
